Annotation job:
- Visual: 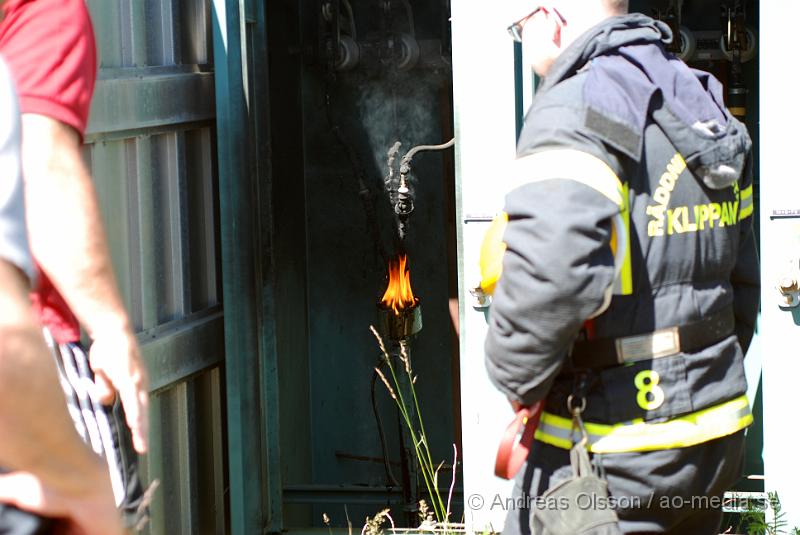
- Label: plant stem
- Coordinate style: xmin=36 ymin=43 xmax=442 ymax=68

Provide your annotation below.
xmin=400 ymin=342 xmax=448 ymax=519
xmin=370 ymin=326 xmax=452 ymax=525
xmin=384 ymin=352 xmax=445 ymax=522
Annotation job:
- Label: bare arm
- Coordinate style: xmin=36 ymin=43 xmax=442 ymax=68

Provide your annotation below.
xmin=0 ymin=260 xmax=123 ymax=535
xmin=0 ymin=260 xmax=97 ymax=485
xmin=20 ymin=113 xmax=148 ymax=452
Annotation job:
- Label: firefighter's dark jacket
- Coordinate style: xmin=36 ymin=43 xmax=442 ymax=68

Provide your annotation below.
xmin=485 ymin=14 xmax=759 ymax=429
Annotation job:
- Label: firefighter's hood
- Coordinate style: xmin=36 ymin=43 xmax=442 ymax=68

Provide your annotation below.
xmin=542 ymin=13 xmax=752 ymax=190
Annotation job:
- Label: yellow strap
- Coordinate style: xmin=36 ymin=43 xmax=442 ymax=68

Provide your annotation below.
xmin=534 ymin=395 xmax=752 ymax=453
xmin=511 ymin=149 xmax=625 ymax=208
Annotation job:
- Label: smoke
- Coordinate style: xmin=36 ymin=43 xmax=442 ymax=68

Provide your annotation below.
xmin=355 ymin=76 xmax=441 ymax=189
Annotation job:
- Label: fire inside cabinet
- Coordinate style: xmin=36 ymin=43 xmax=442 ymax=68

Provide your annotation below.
xmin=213 ymin=0 xmax=459 ymax=533
xmin=452 ymin=0 xmax=768 ymax=532
xmin=215 ymin=0 xmax=461 ymax=533
xmin=286 ymin=0 xmax=461 ymax=528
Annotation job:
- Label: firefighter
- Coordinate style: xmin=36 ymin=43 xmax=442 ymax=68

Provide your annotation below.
xmin=481 ymin=1 xmax=759 ymax=534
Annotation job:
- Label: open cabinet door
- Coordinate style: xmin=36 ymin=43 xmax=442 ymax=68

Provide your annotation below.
xmin=451 ymin=2 xmax=522 ymax=532
xmin=213 ymin=1 xmax=284 ymax=533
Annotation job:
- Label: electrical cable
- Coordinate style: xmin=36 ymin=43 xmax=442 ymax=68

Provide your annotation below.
xmin=399 ymin=138 xmax=456 ymax=174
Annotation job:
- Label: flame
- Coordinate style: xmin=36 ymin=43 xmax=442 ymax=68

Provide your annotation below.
xmin=381 ymin=255 xmax=417 ymax=315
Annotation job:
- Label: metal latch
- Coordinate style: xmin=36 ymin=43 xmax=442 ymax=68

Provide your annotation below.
xmin=777 ymin=275 xmax=800 ymax=308
xmin=469 ymin=284 xmax=491 ymax=310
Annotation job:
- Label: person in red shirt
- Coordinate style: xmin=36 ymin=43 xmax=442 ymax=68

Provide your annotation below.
xmin=0 ymin=53 xmax=123 ymax=535
xmin=0 ymin=0 xmax=149 ymax=530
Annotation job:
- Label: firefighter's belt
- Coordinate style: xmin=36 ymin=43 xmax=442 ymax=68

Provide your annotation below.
xmin=571 ymin=307 xmax=734 ymax=369
xmin=535 ymin=394 xmax=752 ymax=453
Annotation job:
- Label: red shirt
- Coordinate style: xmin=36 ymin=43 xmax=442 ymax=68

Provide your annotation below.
xmin=0 ymin=0 xmax=98 ymax=343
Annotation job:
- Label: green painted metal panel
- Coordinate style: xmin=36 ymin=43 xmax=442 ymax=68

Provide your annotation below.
xmin=263 ymin=0 xmax=312 ymax=529
xmin=250 ymin=1 xmax=286 ymax=531
xmin=86 ymin=0 xmax=125 ymax=67
xmin=85 ymin=0 xmax=227 ymax=532
xmin=139 ymin=308 xmax=225 ymax=393
xmin=212 ymin=1 xmax=269 ymax=533
xmin=87 ymin=70 xmax=215 ymax=138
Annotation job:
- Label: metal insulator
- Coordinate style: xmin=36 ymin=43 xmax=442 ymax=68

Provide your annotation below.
xmin=394 ymin=33 xmax=420 ymax=72
xmin=335 ymin=35 xmax=360 ymax=71
xmin=728 ymin=84 xmax=747 ymax=121
xmin=377 ymin=302 xmax=422 ymax=342
xmin=395 ymin=184 xmax=414 ymax=216
xmin=719 ymin=27 xmax=756 ymax=63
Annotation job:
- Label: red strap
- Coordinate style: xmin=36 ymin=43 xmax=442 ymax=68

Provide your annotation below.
xmin=494 ymin=400 xmax=544 ymax=480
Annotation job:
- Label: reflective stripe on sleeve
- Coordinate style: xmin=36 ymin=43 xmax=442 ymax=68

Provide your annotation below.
xmin=613 ymin=183 xmax=633 ymax=296
xmin=511 ymin=149 xmax=625 ymax=208
xmin=512 ymin=149 xmax=631 ymax=296
xmin=739 ymin=184 xmax=754 ymax=221
xmin=533 ymin=394 xmax=752 ymax=453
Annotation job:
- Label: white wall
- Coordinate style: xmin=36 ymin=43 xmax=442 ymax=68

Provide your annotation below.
xmin=759 ymin=2 xmax=800 ymax=527
xmin=451 ymin=1 xmax=522 ymax=532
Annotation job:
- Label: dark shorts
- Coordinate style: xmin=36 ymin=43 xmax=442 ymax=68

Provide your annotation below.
xmin=0 ymin=336 xmax=148 ymax=533
xmin=503 ymin=430 xmax=746 ymax=535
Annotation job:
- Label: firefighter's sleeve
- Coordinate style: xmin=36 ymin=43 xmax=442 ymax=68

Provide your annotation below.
xmin=484 ymin=153 xmax=622 ymax=406
xmin=731 ymin=156 xmax=759 ymax=354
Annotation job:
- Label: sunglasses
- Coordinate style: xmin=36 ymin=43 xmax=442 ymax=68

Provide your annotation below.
xmin=507 ymin=6 xmax=566 ymax=42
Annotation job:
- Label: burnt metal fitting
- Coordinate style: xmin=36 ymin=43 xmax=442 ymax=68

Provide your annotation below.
xmin=385 ymin=141 xmax=402 ymax=195
xmin=396 ymin=179 xmax=413 ymax=216
xmin=377 ymin=301 xmax=422 ymax=342
xmin=394 ymin=138 xmax=456 ymax=235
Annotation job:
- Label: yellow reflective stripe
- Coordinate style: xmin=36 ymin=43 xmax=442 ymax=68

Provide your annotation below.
xmin=513 ymin=149 xmax=630 ymax=297
xmin=738 ymin=184 xmax=754 ymax=221
xmin=512 ymin=149 xmax=624 ymax=208
xmin=617 ymin=183 xmax=633 ymax=295
xmin=534 ymin=395 xmax=752 ymax=453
